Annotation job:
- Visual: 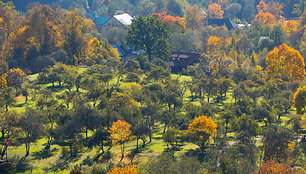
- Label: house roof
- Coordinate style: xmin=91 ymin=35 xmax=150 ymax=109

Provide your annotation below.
xmin=113 ymin=13 xmax=133 ymax=26
xmin=207 ymin=18 xmax=238 ymax=30
xmin=94 ymin=17 xmax=111 ymax=25
xmin=88 ymin=12 xmax=96 ymax=20
xmin=170 ymin=51 xmax=201 ymax=68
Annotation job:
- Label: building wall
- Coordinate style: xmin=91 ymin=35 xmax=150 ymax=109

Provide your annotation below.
xmin=97 ymin=18 xmax=127 ymax=32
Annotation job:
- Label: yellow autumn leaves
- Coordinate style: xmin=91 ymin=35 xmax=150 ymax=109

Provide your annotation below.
xmin=266 ymin=44 xmax=305 ymax=82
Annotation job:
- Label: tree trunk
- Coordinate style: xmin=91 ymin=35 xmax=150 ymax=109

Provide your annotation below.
xmin=141 ymin=138 xmax=146 ymax=148
xmin=163 ymin=123 xmax=167 ymax=133
xmin=120 ymin=144 xmax=124 ymax=162
xmin=136 ymin=137 xmax=139 ymax=151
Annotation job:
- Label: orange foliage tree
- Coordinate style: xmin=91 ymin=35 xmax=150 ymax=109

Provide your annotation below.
xmin=255 ymin=12 xmax=277 ymax=26
xmin=152 ymin=12 xmax=186 ymax=31
xmin=107 ymin=165 xmax=137 ymax=174
xmin=208 ymin=3 xmax=224 ymax=19
xmin=109 ymin=120 xmax=132 ymax=161
xmin=293 ymin=86 xmax=306 ymax=114
xmin=257 ymin=0 xmax=283 ymax=16
xmin=266 ymin=44 xmax=305 ymax=81
xmin=252 ymin=160 xmax=294 ymax=174
xmin=256 ymin=0 xmax=269 ymax=12
xmin=188 ymin=115 xmax=217 ymax=153
xmin=284 ymin=20 xmax=297 ymax=33
xmin=256 ymin=0 xmax=284 ymax=25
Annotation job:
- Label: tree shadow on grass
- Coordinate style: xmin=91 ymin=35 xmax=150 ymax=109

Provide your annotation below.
xmin=184 ymin=148 xmax=205 ymax=162
xmin=47 ymin=153 xmax=82 ymax=173
xmin=33 ymin=148 xmax=58 ymax=160
xmin=46 ymin=85 xmax=66 ymax=92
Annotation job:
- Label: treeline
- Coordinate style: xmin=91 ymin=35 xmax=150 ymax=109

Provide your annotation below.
xmin=3 ymin=0 xmax=305 ymax=22
xmin=0 ymin=1 xmax=119 ymax=75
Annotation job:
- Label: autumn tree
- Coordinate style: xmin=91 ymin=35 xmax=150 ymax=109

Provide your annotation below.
xmin=109 ymin=120 xmax=132 ymax=161
xmin=107 ymin=165 xmax=137 ymax=174
xmin=152 ymin=12 xmax=186 ymax=32
xmin=184 ymin=6 xmax=205 ymax=30
xmin=0 ymin=1 xmax=19 ymax=48
xmin=126 ymin=15 xmax=170 ymax=61
xmin=188 ymin=115 xmax=217 ymax=153
xmin=252 ymin=160 xmax=294 ymax=174
xmin=5 ymin=68 xmax=26 ymax=90
xmin=255 ymin=12 xmax=277 ymax=26
xmin=293 ymin=86 xmax=306 ymax=114
xmin=266 ymin=44 xmax=305 ymax=81
xmin=86 ymin=37 xmax=120 ymax=65
xmin=206 ymin=36 xmax=231 ymax=55
xmin=262 ymin=124 xmax=293 ymax=162
xmin=1 ymin=4 xmax=63 ymax=72
xmin=208 ymin=3 xmax=224 ymax=19
xmin=0 ymin=73 xmax=7 ymax=89
xmin=62 ymin=10 xmax=92 ymax=65
xmin=284 ymin=20 xmax=297 ymax=34
xmin=257 ymin=0 xmax=283 ymax=17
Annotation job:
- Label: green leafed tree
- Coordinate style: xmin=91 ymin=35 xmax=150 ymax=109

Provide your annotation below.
xmin=126 ymin=15 xmax=170 ymax=62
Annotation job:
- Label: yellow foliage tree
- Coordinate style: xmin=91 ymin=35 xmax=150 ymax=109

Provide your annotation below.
xmin=184 ymin=6 xmax=205 ymax=30
xmin=120 ymin=82 xmax=142 ymax=96
xmin=0 ymin=74 xmax=7 ymax=89
xmin=266 ymin=44 xmax=305 ymax=81
xmin=293 ymin=86 xmax=306 ymax=114
xmin=107 ymin=165 xmax=137 ymax=174
xmin=188 ymin=115 xmax=217 ymax=153
xmin=255 ymin=12 xmax=277 ymax=26
xmin=284 ymin=20 xmax=297 ymax=33
xmin=206 ymin=36 xmax=231 ymax=54
xmin=208 ymin=3 xmax=224 ymax=19
xmin=109 ymin=120 xmax=132 ymax=161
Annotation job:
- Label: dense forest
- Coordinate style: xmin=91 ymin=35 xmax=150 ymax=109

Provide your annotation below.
xmin=0 ymin=0 xmax=305 ymax=173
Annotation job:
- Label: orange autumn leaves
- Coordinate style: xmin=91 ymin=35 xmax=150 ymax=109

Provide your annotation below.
xmin=152 ymin=12 xmax=186 ymax=31
xmin=266 ymin=44 xmax=305 ymax=82
xmin=109 ymin=120 xmax=132 ymax=146
xmin=255 ymin=0 xmax=284 ymax=26
xmin=252 ymin=160 xmax=299 ymax=174
xmin=107 ymin=165 xmax=138 ymax=174
xmin=208 ymin=3 xmax=224 ymax=19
